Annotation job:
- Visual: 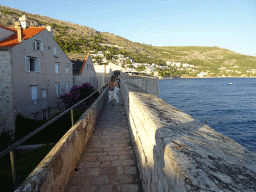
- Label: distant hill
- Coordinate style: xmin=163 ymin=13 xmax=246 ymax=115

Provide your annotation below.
xmin=1 ymin=5 xmax=256 ymax=77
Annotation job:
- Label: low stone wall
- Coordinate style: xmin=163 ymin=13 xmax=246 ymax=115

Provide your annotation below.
xmin=15 ymin=88 xmax=108 ymax=192
xmin=120 ymin=76 xmax=256 ymax=191
xmin=123 ymin=75 xmax=159 ymax=97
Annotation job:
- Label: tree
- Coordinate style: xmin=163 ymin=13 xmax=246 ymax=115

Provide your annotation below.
xmin=60 ymin=83 xmax=99 ymax=109
xmin=105 ymin=54 xmax=111 ymax=60
xmin=136 ymin=65 xmax=146 ymax=71
xmin=127 ymin=64 xmax=134 ymax=68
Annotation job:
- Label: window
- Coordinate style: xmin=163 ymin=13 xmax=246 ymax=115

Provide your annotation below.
xmin=31 ymin=86 xmax=37 ymax=104
xmin=56 ymin=83 xmax=61 ymax=96
xmin=42 ymin=109 xmax=48 ymax=120
xmin=66 ymin=82 xmax=71 ymax=93
xmin=42 ymin=89 xmax=47 ymax=98
xmin=66 ymin=64 xmax=69 ymax=74
xmin=90 ymin=77 xmax=92 ymax=81
xmin=33 ymin=112 xmax=39 ymax=120
xmin=54 ymin=47 xmax=57 ymax=55
xmin=35 ymin=40 xmax=43 ymax=51
xmin=55 ymin=63 xmax=59 ymax=73
xmin=25 ymin=57 xmax=40 ymax=72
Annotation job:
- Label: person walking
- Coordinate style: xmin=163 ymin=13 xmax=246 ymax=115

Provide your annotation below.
xmin=116 ymin=75 xmax=120 ymax=88
xmin=108 ymin=75 xmax=119 ymax=107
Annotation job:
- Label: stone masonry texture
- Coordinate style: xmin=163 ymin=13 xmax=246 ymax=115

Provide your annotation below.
xmin=65 ymin=90 xmax=143 ymax=192
xmin=0 ymin=50 xmax=16 ymax=137
xmin=120 ymin=75 xmax=256 ymax=192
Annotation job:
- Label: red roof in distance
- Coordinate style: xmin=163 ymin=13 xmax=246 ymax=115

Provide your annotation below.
xmin=79 ymin=53 xmax=90 ymax=73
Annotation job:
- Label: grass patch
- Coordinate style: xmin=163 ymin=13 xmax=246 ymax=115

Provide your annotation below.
xmin=15 ymin=109 xmax=86 ymax=145
xmin=0 ymin=108 xmax=86 ymax=191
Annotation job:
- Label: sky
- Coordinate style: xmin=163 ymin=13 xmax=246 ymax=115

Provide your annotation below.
xmin=2 ymin=0 xmax=256 ymax=56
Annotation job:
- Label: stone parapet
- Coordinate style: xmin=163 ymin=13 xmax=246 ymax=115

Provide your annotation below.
xmin=15 ymin=88 xmax=108 ymax=192
xmin=123 ymin=75 xmax=159 ymax=97
xmin=120 ymin=75 xmax=256 ymax=191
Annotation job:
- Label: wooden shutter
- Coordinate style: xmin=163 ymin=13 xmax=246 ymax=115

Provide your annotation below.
xmin=42 ymin=89 xmax=46 ymax=98
xmin=40 ymin=43 xmax=43 ymax=51
xmin=34 ymin=41 xmax=37 ymax=50
xmin=56 ymin=83 xmax=59 ymax=96
xmin=66 ymin=82 xmax=69 ymax=93
xmin=56 ymin=83 xmax=61 ymax=96
xmin=54 ymin=47 xmax=56 ymax=55
xmin=59 ymin=83 xmax=61 ymax=95
xmin=37 ymin=59 xmax=40 ymax=72
xmin=31 ymin=86 xmax=37 ymax=100
xmin=66 ymin=64 xmax=69 ymax=74
xmin=55 ymin=64 xmax=59 ymax=73
xmin=25 ymin=57 xmax=30 ymax=72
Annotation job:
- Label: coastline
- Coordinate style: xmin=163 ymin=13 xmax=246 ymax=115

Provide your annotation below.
xmin=158 ymin=76 xmax=256 ymax=80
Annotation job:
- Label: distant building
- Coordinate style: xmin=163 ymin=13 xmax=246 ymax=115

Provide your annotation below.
xmin=197 ymin=71 xmax=208 ymax=77
xmin=72 ymin=53 xmax=98 ymax=90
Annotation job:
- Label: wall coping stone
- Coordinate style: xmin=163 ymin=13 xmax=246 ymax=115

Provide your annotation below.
xmin=120 ymin=75 xmax=256 ymax=191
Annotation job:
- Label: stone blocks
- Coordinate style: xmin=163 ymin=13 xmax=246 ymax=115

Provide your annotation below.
xmin=120 ymin=75 xmax=256 ymax=192
xmin=0 ymin=50 xmax=16 ymax=137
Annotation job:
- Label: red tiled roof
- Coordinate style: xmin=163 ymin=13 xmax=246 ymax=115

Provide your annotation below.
xmin=0 ymin=24 xmax=16 ymax=32
xmin=79 ymin=53 xmax=90 ymax=73
xmin=0 ymin=27 xmax=46 ymax=47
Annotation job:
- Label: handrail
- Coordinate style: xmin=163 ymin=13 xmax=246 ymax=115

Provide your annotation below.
xmin=0 ymin=82 xmax=108 ymax=158
xmin=0 ymin=81 xmax=109 ymax=190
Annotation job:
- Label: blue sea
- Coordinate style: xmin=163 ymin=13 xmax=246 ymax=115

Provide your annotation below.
xmin=159 ymin=78 xmax=256 ymax=153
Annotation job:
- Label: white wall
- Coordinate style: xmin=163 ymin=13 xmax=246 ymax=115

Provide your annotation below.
xmin=11 ymin=29 xmax=73 ymax=120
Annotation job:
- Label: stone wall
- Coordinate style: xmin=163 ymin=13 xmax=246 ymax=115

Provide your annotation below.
xmin=123 ymin=75 xmax=159 ymax=97
xmin=15 ymin=87 xmax=108 ymax=192
xmin=120 ymin=76 xmax=256 ymax=191
xmin=94 ymin=64 xmax=112 ymax=89
xmin=0 ymin=49 xmax=16 ymax=137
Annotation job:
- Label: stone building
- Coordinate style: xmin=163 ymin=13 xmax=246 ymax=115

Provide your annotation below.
xmin=0 ymin=15 xmax=73 ymax=135
xmin=72 ymin=53 xmax=98 ymax=90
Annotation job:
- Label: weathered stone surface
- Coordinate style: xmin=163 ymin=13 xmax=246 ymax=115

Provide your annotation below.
xmin=0 ymin=50 xmax=16 ymax=137
xmin=120 ymin=74 xmax=256 ymax=192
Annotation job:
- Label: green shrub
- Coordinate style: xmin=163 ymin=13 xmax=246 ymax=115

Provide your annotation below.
xmin=0 ymin=129 xmax=14 ymax=152
xmin=1 ymin=9 xmax=21 ymax=17
xmin=0 ymin=143 xmax=55 ymax=192
xmin=15 ymin=109 xmax=85 ymax=145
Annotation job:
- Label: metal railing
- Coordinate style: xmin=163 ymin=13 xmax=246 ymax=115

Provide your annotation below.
xmin=0 ymin=82 xmax=109 ymax=190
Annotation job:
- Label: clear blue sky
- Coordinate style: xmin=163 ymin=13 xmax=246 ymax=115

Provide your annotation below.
xmin=2 ymin=0 xmax=256 ymax=56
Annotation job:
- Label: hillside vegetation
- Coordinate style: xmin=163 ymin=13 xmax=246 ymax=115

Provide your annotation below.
xmin=1 ymin=5 xmax=256 ymax=77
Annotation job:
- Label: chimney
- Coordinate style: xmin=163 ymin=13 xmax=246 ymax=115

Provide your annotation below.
xmin=19 ymin=15 xmax=30 ymax=29
xmin=17 ymin=22 xmax=23 ymax=42
xmin=46 ymin=26 xmax=53 ymax=36
xmin=14 ymin=22 xmax=20 ymax=29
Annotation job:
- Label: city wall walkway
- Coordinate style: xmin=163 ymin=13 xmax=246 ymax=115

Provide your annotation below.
xmin=65 ymin=91 xmax=143 ymax=192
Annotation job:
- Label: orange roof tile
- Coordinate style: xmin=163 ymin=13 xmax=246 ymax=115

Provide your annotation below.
xmin=79 ymin=53 xmax=90 ymax=73
xmin=0 ymin=24 xmax=16 ymax=32
xmin=0 ymin=27 xmax=46 ymax=48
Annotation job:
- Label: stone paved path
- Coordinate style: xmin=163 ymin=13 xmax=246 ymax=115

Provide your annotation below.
xmin=65 ymin=91 xmax=143 ymax=192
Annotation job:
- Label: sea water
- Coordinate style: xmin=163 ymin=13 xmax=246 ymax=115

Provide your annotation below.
xmin=159 ymin=78 xmax=256 ymax=153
